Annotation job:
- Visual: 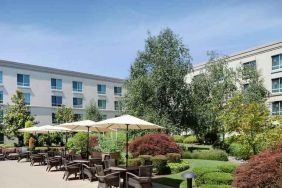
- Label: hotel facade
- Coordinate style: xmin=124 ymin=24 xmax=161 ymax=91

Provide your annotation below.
xmin=0 ymin=60 xmax=124 ymax=144
xmin=187 ymin=40 xmax=282 ymax=114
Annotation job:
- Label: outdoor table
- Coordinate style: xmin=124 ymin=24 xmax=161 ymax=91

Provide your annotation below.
xmin=109 ymin=166 xmax=139 ymax=187
xmin=73 ymin=160 xmax=90 ymax=178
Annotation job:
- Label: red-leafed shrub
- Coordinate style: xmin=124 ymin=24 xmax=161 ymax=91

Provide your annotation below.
xmin=232 ymin=142 xmax=282 ymax=188
xmin=89 ymin=136 xmax=98 ymax=148
xmin=129 ymin=133 xmax=181 ymax=157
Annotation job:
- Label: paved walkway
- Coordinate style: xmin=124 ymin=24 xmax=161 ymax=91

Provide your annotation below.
xmin=0 ymin=160 xmax=171 ymax=188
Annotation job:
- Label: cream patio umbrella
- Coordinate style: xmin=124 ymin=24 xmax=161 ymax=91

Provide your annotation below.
xmin=58 ymin=120 xmax=112 ymax=159
xmin=94 ymin=114 xmax=163 ymax=167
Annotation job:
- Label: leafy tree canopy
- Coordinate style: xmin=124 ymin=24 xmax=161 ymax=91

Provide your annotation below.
xmin=85 ymin=100 xmax=102 ymax=121
xmin=55 ymin=105 xmax=74 ymax=124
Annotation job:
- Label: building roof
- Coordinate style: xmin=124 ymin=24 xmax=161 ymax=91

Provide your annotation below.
xmin=0 ymin=59 xmax=125 ymax=83
xmin=193 ymin=40 xmax=282 ymax=71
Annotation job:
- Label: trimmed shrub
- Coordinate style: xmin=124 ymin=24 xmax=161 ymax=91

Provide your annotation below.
xmin=204 ymin=172 xmax=233 ymax=185
xmin=183 ymin=135 xmax=197 ymax=144
xmin=173 ymin=135 xmax=184 ymax=143
xmin=217 ymin=164 xmax=237 ymax=173
xmin=168 ymin=160 xmax=189 ymax=173
xmin=232 ymin=142 xmax=282 ymax=188
xmin=182 ymin=150 xmax=228 ymax=161
xmin=128 ymin=158 xmax=142 ymax=167
xmin=228 ymin=143 xmax=252 ymax=160
xmin=199 ymin=184 xmax=232 ymax=188
xmin=194 ymin=167 xmax=219 ymax=186
xmin=182 ymin=151 xmax=193 ymax=159
xmin=138 ymin=155 xmax=152 ymax=165
xmin=166 ymin=153 xmax=181 ymax=162
xmin=152 ymin=155 xmax=171 ymax=175
xmin=129 ymin=133 xmax=181 ymax=157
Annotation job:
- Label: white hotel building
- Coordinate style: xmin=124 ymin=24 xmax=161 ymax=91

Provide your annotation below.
xmin=187 ymin=40 xmax=282 ymax=114
xmin=0 ymin=60 xmax=124 ymax=144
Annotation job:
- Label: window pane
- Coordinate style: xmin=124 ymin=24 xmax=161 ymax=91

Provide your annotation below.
xmin=74 ymin=114 xmax=83 ymax=121
xmin=114 ymin=87 xmax=122 ymax=96
xmin=52 ymin=96 xmax=62 ymax=106
xmin=17 ymin=74 xmax=23 ymax=85
xmin=102 ymin=115 xmax=107 ymax=120
xmin=23 ymin=93 xmax=30 ymax=105
xmin=0 ymin=71 xmax=2 ymax=84
xmin=0 ymin=110 xmax=3 ymax=123
xmin=52 ymin=113 xmax=57 ymax=123
xmin=272 ymin=78 xmax=280 ymax=93
xmin=98 ymin=84 xmax=106 ymax=94
xmin=98 ymin=100 xmax=106 ymax=109
xmin=23 ymin=75 xmax=30 ymax=86
xmin=51 ymin=78 xmax=62 ymax=90
xmin=73 ymin=97 xmax=83 ymax=108
xmin=272 ymin=55 xmax=280 ymax=70
xmin=272 ymin=102 xmax=280 ymax=115
xmin=73 ymin=81 xmax=83 ymax=92
xmin=0 ymin=91 xmax=3 ymax=104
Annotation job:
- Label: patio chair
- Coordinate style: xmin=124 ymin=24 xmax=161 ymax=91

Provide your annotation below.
xmin=126 ymin=165 xmax=153 ymax=188
xmin=89 ymin=158 xmax=103 ymax=167
xmin=95 ymin=165 xmax=121 ymax=188
xmin=104 ymin=159 xmax=116 ymax=170
xmin=62 ymin=158 xmax=81 ymax=181
xmin=0 ymin=148 xmax=5 ymax=161
xmin=82 ymin=164 xmax=96 ymax=182
xmin=46 ymin=157 xmax=62 ymax=172
xmin=30 ymin=154 xmax=45 ymax=166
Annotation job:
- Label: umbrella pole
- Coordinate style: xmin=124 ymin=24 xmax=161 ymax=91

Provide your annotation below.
xmin=126 ymin=124 xmax=129 ymax=168
xmin=87 ymin=126 xmax=90 ymax=160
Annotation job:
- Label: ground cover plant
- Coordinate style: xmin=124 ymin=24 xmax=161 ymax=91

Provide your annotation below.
xmin=182 ymin=149 xmax=228 ymax=161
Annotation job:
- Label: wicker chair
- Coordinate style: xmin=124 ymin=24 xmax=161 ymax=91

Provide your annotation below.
xmin=82 ymin=164 xmax=96 ymax=182
xmin=104 ymin=159 xmax=116 ymax=170
xmin=89 ymin=158 xmax=103 ymax=167
xmin=62 ymin=158 xmax=81 ymax=181
xmin=46 ymin=157 xmax=62 ymax=172
xmin=30 ymin=154 xmax=45 ymax=166
xmin=95 ymin=165 xmax=121 ymax=188
xmin=126 ymin=165 xmax=153 ymax=188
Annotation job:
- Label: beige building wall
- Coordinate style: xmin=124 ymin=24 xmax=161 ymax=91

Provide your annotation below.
xmin=187 ymin=40 xmax=282 ymax=112
xmin=0 ymin=60 xmax=124 ymax=144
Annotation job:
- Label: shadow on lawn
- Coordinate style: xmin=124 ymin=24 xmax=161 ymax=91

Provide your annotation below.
xmin=153 ymin=177 xmax=183 ymax=187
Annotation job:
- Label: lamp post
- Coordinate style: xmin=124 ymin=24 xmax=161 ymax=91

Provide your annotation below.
xmin=182 ymin=172 xmax=196 ymax=188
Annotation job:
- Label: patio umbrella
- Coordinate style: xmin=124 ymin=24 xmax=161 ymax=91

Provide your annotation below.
xmin=94 ymin=114 xmax=163 ymax=167
xmin=58 ymin=120 xmax=112 ymax=159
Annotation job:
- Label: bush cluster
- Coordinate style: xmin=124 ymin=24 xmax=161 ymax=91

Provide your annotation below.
xmin=138 ymin=155 xmax=152 ymax=165
xmin=173 ymin=135 xmax=184 ymax=143
xmin=128 ymin=158 xmax=142 ymax=167
xmin=182 ymin=149 xmax=228 ymax=161
xmin=152 ymin=155 xmax=171 ymax=175
xmin=129 ymin=133 xmax=181 ymax=157
xmin=199 ymin=184 xmax=232 ymax=188
xmin=217 ymin=164 xmax=237 ymax=173
xmin=168 ymin=160 xmax=189 ymax=173
xmin=228 ymin=143 xmax=252 ymax=160
xmin=166 ymin=153 xmax=181 ymax=163
xmin=232 ymin=142 xmax=282 ymax=188
xmin=204 ymin=172 xmax=233 ymax=185
xmin=183 ymin=135 xmax=197 ymax=144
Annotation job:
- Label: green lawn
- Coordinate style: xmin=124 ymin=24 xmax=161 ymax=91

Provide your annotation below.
xmin=153 ymin=159 xmax=236 ymax=188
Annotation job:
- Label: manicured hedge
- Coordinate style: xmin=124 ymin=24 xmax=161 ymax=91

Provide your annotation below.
xmin=204 ymin=172 xmax=233 ymax=185
xmin=166 ymin=153 xmax=181 ymax=163
xmin=194 ymin=167 xmax=219 ymax=186
xmin=199 ymin=184 xmax=232 ymax=188
xmin=138 ymin=155 xmax=152 ymax=165
xmin=217 ymin=164 xmax=237 ymax=173
xmin=168 ymin=160 xmax=189 ymax=173
xmin=173 ymin=135 xmax=184 ymax=143
xmin=152 ymin=155 xmax=171 ymax=175
xmin=183 ymin=135 xmax=197 ymax=144
xmin=182 ymin=149 xmax=228 ymax=161
xmin=128 ymin=158 xmax=142 ymax=167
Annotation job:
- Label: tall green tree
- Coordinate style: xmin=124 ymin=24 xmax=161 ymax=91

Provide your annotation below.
xmin=55 ymin=105 xmax=74 ymax=124
xmin=123 ymin=28 xmax=193 ymax=133
xmin=23 ymin=120 xmax=33 ymax=146
xmin=2 ymin=90 xmax=35 ymax=145
xmin=85 ymin=100 xmax=102 ymax=121
xmin=190 ymin=52 xmax=237 ymax=143
xmin=219 ymin=94 xmax=271 ymax=155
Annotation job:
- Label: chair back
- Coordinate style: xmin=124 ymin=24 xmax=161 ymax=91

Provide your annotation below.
xmin=144 ymin=160 xmax=153 ymax=166
xmin=139 ymin=165 xmax=153 ymax=177
xmin=95 ymin=165 xmax=105 ymax=176
xmin=103 ymin=154 xmax=110 ymax=161
xmin=89 ymin=158 xmax=102 ymax=166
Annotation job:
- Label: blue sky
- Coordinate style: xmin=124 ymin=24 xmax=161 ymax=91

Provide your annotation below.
xmin=0 ymin=0 xmax=281 ymax=79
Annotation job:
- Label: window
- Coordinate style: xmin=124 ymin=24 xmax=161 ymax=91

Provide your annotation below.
xmin=0 ymin=71 xmax=2 ymax=84
xmin=114 ymin=86 xmax=122 ymax=96
xmin=272 ymin=101 xmax=282 ymax=115
xmin=17 ymin=74 xmax=30 ymax=87
xmin=52 ymin=113 xmax=57 ymax=123
xmin=0 ymin=111 xmax=3 ymax=144
xmin=73 ymin=81 xmax=83 ymax=92
xmin=102 ymin=114 xmax=107 ymax=120
xmin=272 ymin=54 xmax=282 ymax=70
xmin=272 ymin=78 xmax=282 ymax=93
xmin=73 ymin=97 xmax=83 ymax=108
xmin=0 ymin=91 xmax=3 ymax=104
xmin=23 ymin=93 xmax=31 ymax=105
xmin=74 ymin=114 xmax=83 ymax=121
xmin=51 ymin=96 xmax=62 ymax=106
xmin=51 ymin=78 xmax=62 ymax=90
xmin=242 ymin=61 xmax=256 ymax=78
xmin=114 ymin=101 xmax=121 ymax=111
xmin=98 ymin=99 xmax=106 ymax=109
xmin=97 ymin=84 xmax=106 ymax=94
